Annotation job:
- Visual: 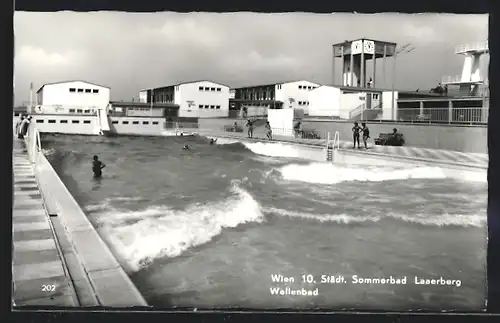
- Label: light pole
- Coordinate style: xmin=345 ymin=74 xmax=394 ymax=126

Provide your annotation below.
xmin=391 ymin=44 xmax=415 ymax=120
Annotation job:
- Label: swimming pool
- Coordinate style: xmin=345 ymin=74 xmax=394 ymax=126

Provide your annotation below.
xmin=42 ymin=134 xmax=487 ymax=310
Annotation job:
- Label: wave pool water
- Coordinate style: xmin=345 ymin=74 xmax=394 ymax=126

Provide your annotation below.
xmin=41 ymin=134 xmax=487 ymax=310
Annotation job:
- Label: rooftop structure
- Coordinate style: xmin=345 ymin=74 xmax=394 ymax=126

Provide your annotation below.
xmin=441 ymin=41 xmax=489 ymax=96
xmin=332 ymin=39 xmax=398 ymax=88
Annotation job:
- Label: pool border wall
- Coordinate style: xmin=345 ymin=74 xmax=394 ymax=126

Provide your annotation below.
xmin=26 ymin=138 xmax=148 ymax=307
xmin=202 ymin=133 xmax=487 ymax=174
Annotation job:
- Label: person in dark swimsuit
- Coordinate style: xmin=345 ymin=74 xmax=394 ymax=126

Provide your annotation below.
xmin=265 ymin=121 xmax=272 ymax=140
xmin=246 ymin=119 xmax=254 ymax=138
xmin=352 ymin=122 xmax=361 ymax=149
xmin=361 ymin=122 xmax=370 ymax=149
xmin=92 ymin=155 xmax=106 ymax=179
xmin=209 ymin=138 xmax=217 ymax=145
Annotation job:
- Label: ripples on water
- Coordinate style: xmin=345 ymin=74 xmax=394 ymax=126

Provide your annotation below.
xmin=42 ymin=134 xmax=487 ymax=310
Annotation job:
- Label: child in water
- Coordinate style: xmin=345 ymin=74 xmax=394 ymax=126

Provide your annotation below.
xmin=92 ymin=155 xmax=106 ymax=179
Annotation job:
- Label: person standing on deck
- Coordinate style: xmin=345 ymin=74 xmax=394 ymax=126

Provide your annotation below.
xmin=361 ymin=122 xmax=370 ymax=149
xmin=352 ymin=122 xmax=361 ymax=149
xmin=20 ymin=115 xmax=31 ymax=138
xmin=246 ymin=119 xmax=254 ymax=138
xmin=15 ymin=115 xmax=24 ymax=138
xmin=265 ymin=121 xmax=273 ymax=140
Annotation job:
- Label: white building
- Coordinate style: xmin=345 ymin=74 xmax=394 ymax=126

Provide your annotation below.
xmin=274 ymin=80 xmax=321 ymax=114
xmin=231 ymin=80 xmax=321 ymax=117
xmin=35 ymin=80 xmax=110 ymax=115
xmin=308 ymin=85 xmax=384 ymax=120
xmin=140 ymin=80 xmax=230 ymax=118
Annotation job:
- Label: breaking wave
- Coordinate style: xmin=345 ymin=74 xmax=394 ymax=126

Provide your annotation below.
xmin=90 ymin=181 xmax=265 ymax=272
xmin=277 ymin=162 xmax=448 ymax=184
xmin=276 ymin=162 xmax=486 ymax=184
xmin=86 ymin=181 xmax=486 ymax=273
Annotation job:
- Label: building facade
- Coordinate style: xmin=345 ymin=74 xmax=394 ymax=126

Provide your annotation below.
xmin=140 ymin=80 xmax=230 ymax=118
xmin=35 ymin=80 xmax=110 ymax=115
xmin=231 ymin=80 xmax=321 ymax=117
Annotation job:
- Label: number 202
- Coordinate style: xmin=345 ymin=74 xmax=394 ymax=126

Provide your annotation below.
xmin=42 ymin=284 xmax=56 ymax=292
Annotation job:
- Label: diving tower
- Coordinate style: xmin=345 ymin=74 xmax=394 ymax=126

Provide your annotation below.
xmin=332 ymin=39 xmax=397 ymax=88
xmin=441 ymin=41 xmax=489 ymax=97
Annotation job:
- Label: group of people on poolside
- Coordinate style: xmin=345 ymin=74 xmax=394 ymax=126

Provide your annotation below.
xmin=245 ymin=119 xmax=273 ymax=140
xmin=351 ymin=122 xmax=370 ymax=149
xmin=14 ymin=114 xmax=33 ymax=139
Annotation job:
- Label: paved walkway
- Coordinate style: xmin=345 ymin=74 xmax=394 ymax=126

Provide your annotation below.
xmin=12 ymin=140 xmax=79 ymax=306
xmin=196 ymin=130 xmax=488 ymax=168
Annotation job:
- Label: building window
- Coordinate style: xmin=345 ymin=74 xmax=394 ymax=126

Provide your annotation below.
xmin=152 ymin=121 xmax=159 ymax=125
xmin=77 ymin=88 xmax=84 ymax=93
xmin=60 ymin=120 xmax=68 ymax=123
xmin=306 ymin=101 xmax=310 ymax=105
xmin=143 ymin=121 xmax=149 ymax=125
xmin=210 ymin=105 xmax=215 ymax=109
xmin=48 ymin=120 xmax=56 ymax=124
xmin=216 ymin=105 xmax=221 ymax=109
xmin=69 ymin=109 xmax=75 ymax=113
xmin=204 ymin=87 xmax=210 ymax=91
xmin=210 ymin=87 xmax=215 ymax=91
xmin=85 ymin=89 xmax=91 ymax=93
xmin=204 ymin=105 xmax=209 ymax=108
xmin=72 ymin=120 xmax=79 ymax=124
xmin=112 ymin=121 xmax=119 ymax=124
xmin=132 ymin=121 xmax=139 ymax=124
xmin=36 ymin=119 xmax=44 ymax=123
xmin=216 ymin=88 xmax=221 ymax=92
xmin=298 ymin=85 xmax=303 ymax=89
xmin=199 ymin=105 xmax=203 ymax=109
xmin=69 ymin=88 xmax=76 ymax=92
xmin=93 ymin=89 xmax=99 ymax=93
xmin=199 ymin=86 xmax=204 ymax=91
xmin=122 ymin=121 xmax=129 ymax=124
xmin=84 ymin=109 xmax=90 ymax=113
xmin=83 ymin=120 xmax=91 ymax=124
xmin=77 ymin=109 xmax=83 ymax=113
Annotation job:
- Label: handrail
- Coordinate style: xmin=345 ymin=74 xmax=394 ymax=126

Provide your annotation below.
xmin=348 ymin=103 xmax=366 ymax=119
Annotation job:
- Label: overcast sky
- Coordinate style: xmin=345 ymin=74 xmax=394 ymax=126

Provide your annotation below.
xmin=13 ymin=12 xmax=488 ymax=105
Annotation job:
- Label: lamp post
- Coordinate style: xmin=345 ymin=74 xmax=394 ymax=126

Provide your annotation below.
xmin=391 ymin=44 xmax=415 ymax=120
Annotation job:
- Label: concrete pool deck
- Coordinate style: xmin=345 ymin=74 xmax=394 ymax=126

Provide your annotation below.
xmin=12 ymin=141 xmax=80 ymax=306
xmin=196 ymin=130 xmax=488 ymax=169
xmin=12 ymin=139 xmax=148 ymax=308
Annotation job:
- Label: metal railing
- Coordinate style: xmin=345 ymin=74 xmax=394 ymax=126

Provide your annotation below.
xmin=298 ymin=107 xmax=487 ymax=125
xmin=455 ymin=41 xmax=489 ymax=54
xmin=442 ymin=75 xmax=487 ymax=85
xmin=164 ymin=122 xmax=199 ymax=130
xmin=396 ymin=107 xmax=488 ymax=125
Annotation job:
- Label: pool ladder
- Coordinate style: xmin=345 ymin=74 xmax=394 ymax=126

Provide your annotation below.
xmin=326 ymin=131 xmax=340 ymax=162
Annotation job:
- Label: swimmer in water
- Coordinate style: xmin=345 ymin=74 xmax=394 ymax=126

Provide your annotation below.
xmin=183 ymin=144 xmax=190 ymax=150
xmin=209 ymin=138 xmax=217 ymax=145
xmin=92 ymin=155 xmax=106 ymax=179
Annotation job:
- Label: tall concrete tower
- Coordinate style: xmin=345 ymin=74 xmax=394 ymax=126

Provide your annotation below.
xmin=332 ymin=39 xmax=397 ymax=88
xmin=441 ymin=41 xmax=489 ymax=96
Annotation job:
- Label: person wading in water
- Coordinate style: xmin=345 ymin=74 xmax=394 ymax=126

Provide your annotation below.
xmin=92 ymin=155 xmax=106 ymax=179
xmin=352 ymin=122 xmax=361 ymax=149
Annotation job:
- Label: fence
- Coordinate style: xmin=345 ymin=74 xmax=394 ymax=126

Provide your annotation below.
xmin=304 ymin=107 xmax=488 ymax=125
xmin=396 ymin=107 xmax=488 ymax=125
